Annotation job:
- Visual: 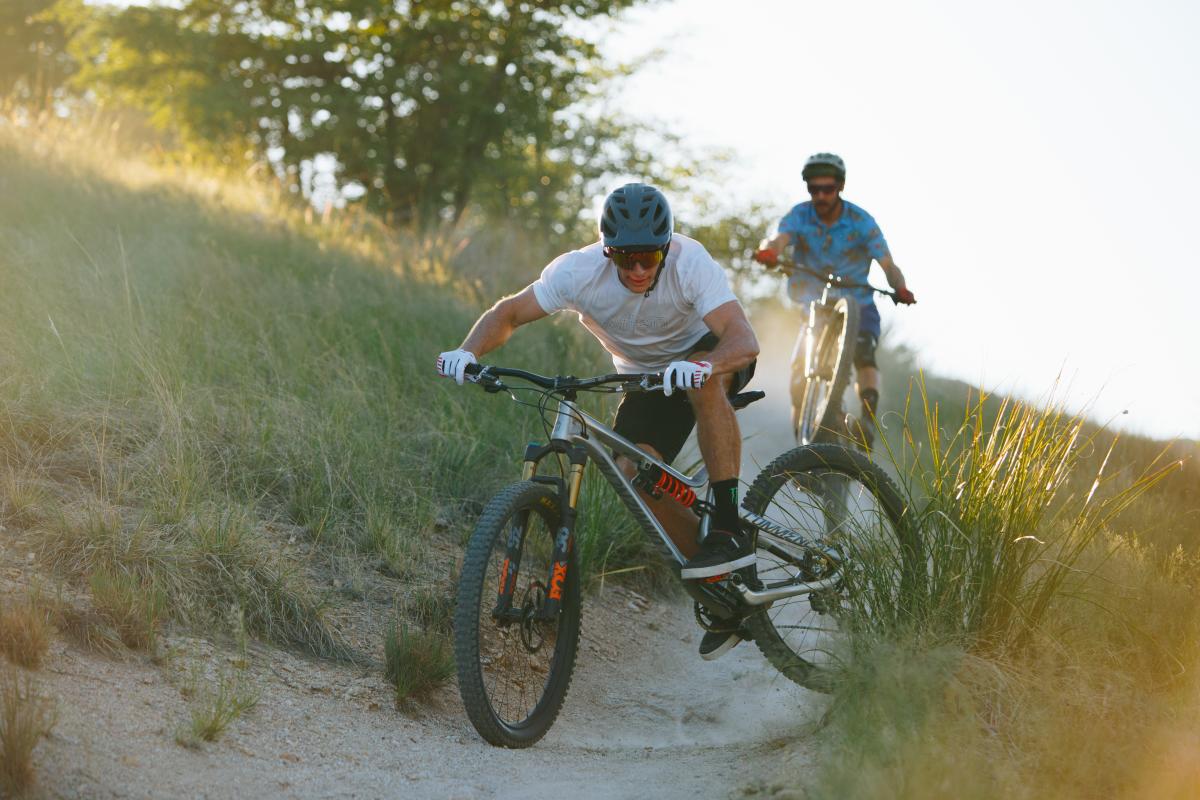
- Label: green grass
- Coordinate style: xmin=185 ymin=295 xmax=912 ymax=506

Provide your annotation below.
xmin=174 ymin=663 xmax=260 ymax=748
xmin=383 ymin=623 xmax=455 ymax=705
xmin=0 ymin=115 xmax=654 ymax=663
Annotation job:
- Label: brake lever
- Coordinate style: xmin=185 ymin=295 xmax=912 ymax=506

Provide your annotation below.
xmin=634 ymin=375 xmax=665 ymax=393
xmin=470 ymin=366 xmax=506 ymax=393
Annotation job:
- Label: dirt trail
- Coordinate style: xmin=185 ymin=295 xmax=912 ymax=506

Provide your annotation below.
xmin=25 ymin=310 xmax=819 ymax=800
xmin=31 ymin=583 xmax=818 ymax=800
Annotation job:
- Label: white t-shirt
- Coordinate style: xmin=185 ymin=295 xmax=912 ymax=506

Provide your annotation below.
xmin=531 ymin=235 xmax=740 ymax=373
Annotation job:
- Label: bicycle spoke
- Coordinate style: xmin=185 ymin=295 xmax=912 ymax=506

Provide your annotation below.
xmin=744 ymin=448 xmax=909 ymax=690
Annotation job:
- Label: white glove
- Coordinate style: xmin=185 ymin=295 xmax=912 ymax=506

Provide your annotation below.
xmin=436 ymin=348 xmax=477 ymax=385
xmin=662 ymin=360 xmax=713 ymax=397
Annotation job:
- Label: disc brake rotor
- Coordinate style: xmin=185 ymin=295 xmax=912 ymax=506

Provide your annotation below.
xmin=519 ymin=581 xmax=549 ymax=653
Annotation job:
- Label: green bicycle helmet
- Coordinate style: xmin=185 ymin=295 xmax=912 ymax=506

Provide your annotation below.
xmin=801 ymin=152 xmax=847 ymax=181
xmin=599 ymin=183 xmax=673 ymax=249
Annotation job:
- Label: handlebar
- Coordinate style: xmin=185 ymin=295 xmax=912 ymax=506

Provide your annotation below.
xmin=463 ymin=363 xmax=664 ymax=394
xmin=770 ymin=256 xmax=899 ymax=303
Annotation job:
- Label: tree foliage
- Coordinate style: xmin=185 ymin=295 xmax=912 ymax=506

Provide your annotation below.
xmin=0 ymin=0 xmax=80 ymax=106
xmin=78 ymin=0 xmax=655 ymax=229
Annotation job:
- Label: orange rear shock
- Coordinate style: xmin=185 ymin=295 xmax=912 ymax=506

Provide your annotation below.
xmin=634 ymin=463 xmax=696 ymax=508
xmin=654 ymin=470 xmax=696 ymax=507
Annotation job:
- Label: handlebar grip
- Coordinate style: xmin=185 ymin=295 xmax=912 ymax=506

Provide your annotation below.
xmin=464 ymin=362 xmax=483 ymax=377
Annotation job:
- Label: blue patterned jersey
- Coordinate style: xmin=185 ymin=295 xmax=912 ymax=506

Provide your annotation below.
xmin=778 ymin=199 xmax=890 ymax=309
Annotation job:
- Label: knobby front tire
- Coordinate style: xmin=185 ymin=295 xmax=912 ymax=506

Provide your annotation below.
xmin=796 ymin=297 xmax=859 ymax=445
xmin=742 ymin=444 xmax=916 ymax=692
xmin=454 ymin=481 xmax=582 ymax=748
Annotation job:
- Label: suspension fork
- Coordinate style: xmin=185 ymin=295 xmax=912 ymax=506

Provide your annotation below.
xmin=494 ymin=442 xmax=586 ymax=621
xmin=539 ymin=445 xmax=586 ymax=619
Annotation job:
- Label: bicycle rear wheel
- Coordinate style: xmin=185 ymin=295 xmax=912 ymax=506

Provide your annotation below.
xmin=742 ymin=444 xmax=917 ymax=692
xmin=795 ymin=297 xmax=859 ymax=444
xmin=454 ymin=481 xmax=581 ymax=747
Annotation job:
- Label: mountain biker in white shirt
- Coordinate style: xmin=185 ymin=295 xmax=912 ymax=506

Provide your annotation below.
xmin=438 ymin=183 xmax=760 ymax=660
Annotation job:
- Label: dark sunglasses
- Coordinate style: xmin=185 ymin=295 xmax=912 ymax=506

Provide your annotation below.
xmin=807 ymin=182 xmax=840 ymax=196
xmin=604 ymin=246 xmax=666 ymax=271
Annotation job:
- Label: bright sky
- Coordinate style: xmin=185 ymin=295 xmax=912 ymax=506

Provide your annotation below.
xmin=606 ymin=0 xmax=1200 ymax=441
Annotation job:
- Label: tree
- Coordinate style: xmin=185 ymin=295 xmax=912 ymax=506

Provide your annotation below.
xmin=79 ymin=0 xmax=653 ymax=229
xmin=0 ymin=0 xmax=80 ymax=107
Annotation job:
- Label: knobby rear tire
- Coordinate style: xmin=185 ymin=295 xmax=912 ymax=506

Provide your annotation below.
xmin=742 ymin=443 xmax=916 ymax=692
xmin=796 ymin=297 xmax=859 ymax=445
xmin=454 ymin=481 xmax=582 ymax=748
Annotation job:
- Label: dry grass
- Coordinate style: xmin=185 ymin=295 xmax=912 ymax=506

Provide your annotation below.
xmin=0 ymin=470 xmax=49 ymax=531
xmin=0 ymin=596 xmax=52 ymax=669
xmin=88 ymin=566 xmax=165 ymax=652
xmin=46 ymin=598 xmax=123 ymax=656
xmin=795 ymin=381 xmax=1200 ymax=799
xmin=0 ymin=670 xmax=56 ymax=796
xmin=404 ymin=583 xmax=455 ymax=635
xmin=384 ymin=623 xmax=454 ymax=705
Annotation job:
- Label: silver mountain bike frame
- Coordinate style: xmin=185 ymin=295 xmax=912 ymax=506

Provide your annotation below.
xmin=538 ymin=396 xmax=842 ymax=607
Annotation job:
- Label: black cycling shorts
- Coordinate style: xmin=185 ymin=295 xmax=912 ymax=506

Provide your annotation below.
xmin=612 ymin=332 xmax=756 ymax=465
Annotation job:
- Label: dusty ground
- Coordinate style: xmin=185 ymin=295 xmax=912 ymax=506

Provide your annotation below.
xmin=21 ymin=580 xmax=819 ymax=800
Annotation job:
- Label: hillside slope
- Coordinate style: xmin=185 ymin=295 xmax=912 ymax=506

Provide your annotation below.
xmin=0 ymin=117 xmax=827 ymax=798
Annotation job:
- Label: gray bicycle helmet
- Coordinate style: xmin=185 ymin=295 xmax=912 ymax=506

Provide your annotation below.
xmin=802 ymin=153 xmax=847 ymax=181
xmin=599 ymin=183 xmax=673 ymax=249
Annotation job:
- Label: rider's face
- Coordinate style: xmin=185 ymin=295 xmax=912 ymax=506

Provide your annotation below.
xmin=615 ymin=259 xmax=661 ymax=293
xmin=607 ymin=245 xmax=667 ymax=293
xmin=806 ymin=179 xmax=843 ymax=214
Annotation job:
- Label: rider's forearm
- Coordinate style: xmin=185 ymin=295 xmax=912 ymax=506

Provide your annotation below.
xmin=765 ymin=232 xmax=790 ymax=252
xmin=704 ymin=324 xmax=759 ymax=375
xmin=879 ymin=257 xmax=908 ymax=291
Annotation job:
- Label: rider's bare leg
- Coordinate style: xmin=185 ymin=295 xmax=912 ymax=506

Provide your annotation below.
xmin=856 ymin=365 xmax=879 ymax=396
xmin=613 ymin=365 xmax=740 ymax=559
xmin=789 ymin=321 xmax=807 ymax=434
xmin=684 ymin=359 xmax=740 ymax=485
xmin=617 ymin=448 xmax=701 ymax=559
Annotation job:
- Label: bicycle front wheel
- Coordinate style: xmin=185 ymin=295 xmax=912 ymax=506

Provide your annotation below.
xmin=454 ymin=481 xmax=581 ymax=748
xmin=743 ymin=444 xmax=917 ymax=692
xmin=795 ymin=297 xmax=859 ymax=444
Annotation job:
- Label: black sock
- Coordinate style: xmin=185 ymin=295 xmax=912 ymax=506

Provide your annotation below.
xmin=711 ymin=478 xmax=740 ymax=534
xmin=860 ymin=388 xmax=879 ymax=420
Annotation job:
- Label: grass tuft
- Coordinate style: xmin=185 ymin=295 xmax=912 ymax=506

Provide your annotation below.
xmin=175 ymin=664 xmax=260 ymax=748
xmin=384 ymin=623 xmax=454 ymax=705
xmin=404 ymin=584 xmax=455 ymax=635
xmin=0 ymin=596 xmax=53 ymax=669
xmin=88 ymin=566 xmax=165 ymax=651
xmin=0 ymin=471 xmax=49 ymax=530
xmin=0 ymin=670 xmax=57 ymax=796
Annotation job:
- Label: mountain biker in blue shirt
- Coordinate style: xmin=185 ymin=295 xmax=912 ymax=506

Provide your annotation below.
xmin=753 ymin=153 xmax=916 ymax=448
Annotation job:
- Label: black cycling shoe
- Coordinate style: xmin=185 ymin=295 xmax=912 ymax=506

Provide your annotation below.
xmin=680 ymin=529 xmax=756 ymax=581
xmin=699 ymin=626 xmax=748 ymax=661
